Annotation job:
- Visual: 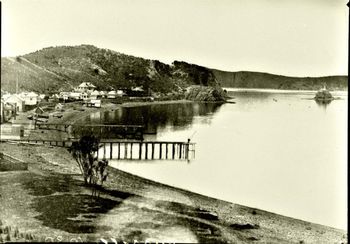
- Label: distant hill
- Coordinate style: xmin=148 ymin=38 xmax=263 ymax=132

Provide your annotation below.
xmin=1 ymin=45 xmax=347 ymax=94
xmin=212 ymin=69 xmax=348 ymax=90
xmin=1 ymin=45 xmax=218 ymax=94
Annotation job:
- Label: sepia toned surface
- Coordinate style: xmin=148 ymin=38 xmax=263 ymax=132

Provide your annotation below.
xmin=1 ymin=0 xmax=348 ymax=243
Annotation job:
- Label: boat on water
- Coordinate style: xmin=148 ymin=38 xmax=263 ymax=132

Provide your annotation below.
xmin=314 ymin=86 xmax=334 ymax=102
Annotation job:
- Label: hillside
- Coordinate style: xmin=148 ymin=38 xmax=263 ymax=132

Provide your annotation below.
xmin=212 ymin=69 xmax=348 ymax=90
xmin=1 ymin=45 xmax=218 ymax=94
xmin=1 ymin=45 xmax=347 ymax=94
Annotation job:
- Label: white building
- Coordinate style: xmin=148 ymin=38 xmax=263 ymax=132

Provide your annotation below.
xmin=69 ymin=92 xmax=82 ymax=100
xmin=81 ymin=92 xmax=89 ymax=101
xmin=76 ymin=82 xmax=96 ymax=93
xmin=90 ymin=90 xmax=100 ymax=100
xmin=107 ymin=90 xmax=117 ymax=99
xmin=99 ymin=91 xmax=108 ymax=98
xmin=116 ymin=90 xmax=125 ymax=97
xmin=59 ymin=92 xmax=70 ymax=101
xmin=20 ymin=92 xmax=39 ymax=105
xmin=4 ymin=94 xmax=25 ymax=112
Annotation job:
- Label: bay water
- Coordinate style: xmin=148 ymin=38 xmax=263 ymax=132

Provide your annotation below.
xmin=88 ymin=89 xmax=347 ymax=230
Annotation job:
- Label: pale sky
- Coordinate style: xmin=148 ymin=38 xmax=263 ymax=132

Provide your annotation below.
xmin=1 ymin=0 xmax=349 ymax=76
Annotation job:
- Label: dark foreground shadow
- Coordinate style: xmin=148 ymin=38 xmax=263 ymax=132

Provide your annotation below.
xmin=19 ymin=172 xmax=133 ymax=234
xmin=16 ymin=172 xmax=256 ymax=242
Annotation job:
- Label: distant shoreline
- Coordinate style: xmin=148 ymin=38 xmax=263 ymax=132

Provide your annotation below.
xmin=223 ymin=87 xmax=348 ymax=93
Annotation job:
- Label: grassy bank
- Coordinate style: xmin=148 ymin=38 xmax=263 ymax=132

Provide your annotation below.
xmin=0 ymin=142 xmax=347 ymax=243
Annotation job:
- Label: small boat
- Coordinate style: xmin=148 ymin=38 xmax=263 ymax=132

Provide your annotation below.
xmin=314 ymin=86 xmax=334 ymax=102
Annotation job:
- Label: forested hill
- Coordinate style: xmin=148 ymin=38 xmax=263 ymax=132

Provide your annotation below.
xmin=1 ymin=45 xmax=218 ymax=94
xmin=1 ymin=44 xmax=347 ymax=93
xmin=212 ymin=69 xmax=348 ymax=90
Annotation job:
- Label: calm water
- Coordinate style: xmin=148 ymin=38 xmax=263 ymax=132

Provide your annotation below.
xmin=90 ymin=90 xmax=347 ymax=230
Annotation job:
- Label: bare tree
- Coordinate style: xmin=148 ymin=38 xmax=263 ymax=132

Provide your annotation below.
xmin=68 ymin=135 xmax=108 ymax=190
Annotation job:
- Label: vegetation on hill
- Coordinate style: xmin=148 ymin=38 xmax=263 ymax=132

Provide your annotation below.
xmin=212 ymin=70 xmax=348 ymax=90
xmin=1 ymin=45 xmax=347 ymax=94
xmin=1 ymin=45 xmax=218 ymax=94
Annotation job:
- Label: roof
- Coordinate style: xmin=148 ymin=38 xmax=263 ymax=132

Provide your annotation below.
xmin=78 ymin=82 xmax=96 ymax=88
xmin=35 ymin=107 xmax=45 ymax=114
xmin=132 ymin=87 xmax=144 ymax=91
xmin=27 ymin=92 xmax=38 ymax=97
xmin=108 ymin=90 xmax=117 ymax=94
xmin=91 ymin=90 xmax=100 ymax=95
xmin=4 ymin=94 xmax=25 ymax=103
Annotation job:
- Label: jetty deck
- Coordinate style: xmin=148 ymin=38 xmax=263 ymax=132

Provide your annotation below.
xmin=0 ymin=138 xmax=195 ymax=161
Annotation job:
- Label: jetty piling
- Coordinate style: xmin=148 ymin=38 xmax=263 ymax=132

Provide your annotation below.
xmin=1 ymin=137 xmax=195 ymax=161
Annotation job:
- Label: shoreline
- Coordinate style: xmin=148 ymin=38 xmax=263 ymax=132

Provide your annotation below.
xmin=0 ymin=142 xmax=347 ymax=243
xmin=224 ymin=87 xmax=349 ymax=94
xmin=1 ymin=99 xmax=347 ymax=242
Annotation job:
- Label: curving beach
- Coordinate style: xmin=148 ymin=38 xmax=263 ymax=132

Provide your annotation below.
xmin=0 ymin=100 xmax=347 ymax=243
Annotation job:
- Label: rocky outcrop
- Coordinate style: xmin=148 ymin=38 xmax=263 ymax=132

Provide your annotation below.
xmin=314 ymin=90 xmax=333 ymax=101
xmin=184 ymin=85 xmax=227 ymax=102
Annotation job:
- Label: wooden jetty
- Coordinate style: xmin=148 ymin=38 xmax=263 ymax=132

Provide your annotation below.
xmin=0 ymin=138 xmax=195 ymax=161
xmin=33 ymin=123 xmax=145 ymax=139
xmin=96 ymin=140 xmax=195 ymax=160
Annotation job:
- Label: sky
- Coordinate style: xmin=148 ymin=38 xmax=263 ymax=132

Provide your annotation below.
xmin=1 ymin=0 xmax=349 ymax=77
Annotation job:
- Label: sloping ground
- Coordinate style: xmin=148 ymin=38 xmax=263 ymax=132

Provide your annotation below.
xmin=1 ymin=57 xmax=70 ymax=93
xmin=0 ymin=143 xmax=347 ymax=243
xmin=212 ymin=69 xmax=348 ymax=90
xmin=1 ymin=45 xmax=219 ymax=94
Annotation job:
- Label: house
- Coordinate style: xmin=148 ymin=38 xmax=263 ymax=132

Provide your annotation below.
xmin=34 ymin=106 xmax=45 ymax=115
xmin=90 ymin=90 xmax=100 ymax=100
xmin=76 ymin=82 xmax=96 ymax=93
xmin=4 ymin=94 xmax=25 ymax=112
xmin=116 ymin=90 xmax=125 ymax=97
xmin=99 ymin=91 xmax=108 ymax=98
xmin=128 ymin=86 xmax=147 ymax=97
xmin=107 ymin=90 xmax=117 ymax=99
xmin=59 ymin=92 xmax=70 ymax=101
xmin=21 ymin=92 xmax=39 ymax=105
xmin=81 ymin=92 xmax=89 ymax=101
xmin=69 ymin=92 xmax=82 ymax=100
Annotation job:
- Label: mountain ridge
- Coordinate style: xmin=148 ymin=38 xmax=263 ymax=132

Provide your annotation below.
xmin=1 ymin=45 xmax=347 ymax=93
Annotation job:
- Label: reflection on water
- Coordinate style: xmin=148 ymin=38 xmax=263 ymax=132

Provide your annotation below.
xmin=84 ymin=102 xmax=223 ymax=135
xmin=108 ymin=90 xmax=347 ymax=230
xmin=315 ymin=99 xmax=332 ymax=108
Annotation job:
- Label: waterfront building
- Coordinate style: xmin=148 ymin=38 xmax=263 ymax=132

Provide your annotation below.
xmin=69 ymin=92 xmax=82 ymax=100
xmin=90 ymin=90 xmax=100 ymax=100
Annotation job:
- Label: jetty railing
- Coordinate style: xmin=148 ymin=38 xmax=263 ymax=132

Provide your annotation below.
xmin=0 ymin=138 xmax=195 ymax=161
xmin=32 ymin=123 xmax=146 ymax=139
xmin=96 ymin=140 xmax=195 ymax=160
